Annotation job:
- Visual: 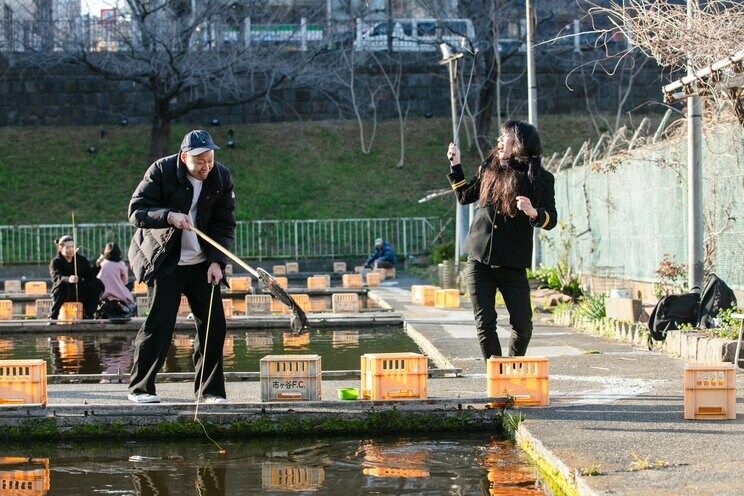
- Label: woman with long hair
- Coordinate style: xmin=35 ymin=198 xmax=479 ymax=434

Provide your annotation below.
xmin=96 ymin=242 xmax=135 ymax=317
xmin=446 ymin=120 xmax=557 ymax=359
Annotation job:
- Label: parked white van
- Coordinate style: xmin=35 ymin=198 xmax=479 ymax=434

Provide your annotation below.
xmin=355 ymin=18 xmax=475 ymax=52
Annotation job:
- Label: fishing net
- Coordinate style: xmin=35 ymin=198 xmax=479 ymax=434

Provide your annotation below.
xmin=256 ymin=267 xmax=308 ymax=333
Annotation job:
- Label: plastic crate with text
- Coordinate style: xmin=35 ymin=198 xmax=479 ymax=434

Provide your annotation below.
xmin=260 ymin=354 xmax=321 ymax=401
xmin=245 ymin=295 xmax=271 ymax=314
xmin=0 ymin=300 xmax=12 ymax=320
xmin=361 ymin=352 xmax=428 ymax=400
xmin=24 ymin=281 xmax=47 ymax=295
xmin=684 ymin=363 xmax=736 ymax=420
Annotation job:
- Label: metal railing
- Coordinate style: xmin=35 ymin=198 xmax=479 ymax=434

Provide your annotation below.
xmin=0 ymin=217 xmax=444 ymax=264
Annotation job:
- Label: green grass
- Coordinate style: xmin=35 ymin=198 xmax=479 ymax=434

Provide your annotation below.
xmin=0 ymin=115 xmax=643 ymax=224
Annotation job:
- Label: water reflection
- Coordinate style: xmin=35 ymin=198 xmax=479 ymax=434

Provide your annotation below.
xmin=0 ymin=328 xmax=422 ymax=375
xmin=0 ymin=435 xmax=545 ymax=495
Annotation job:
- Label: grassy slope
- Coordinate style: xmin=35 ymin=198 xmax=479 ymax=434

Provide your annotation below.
xmin=0 ymin=115 xmax=615 ymax=225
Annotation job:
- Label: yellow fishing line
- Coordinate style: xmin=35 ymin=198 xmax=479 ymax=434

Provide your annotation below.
xmin=193 ymin=282 xmax=227 ymax=455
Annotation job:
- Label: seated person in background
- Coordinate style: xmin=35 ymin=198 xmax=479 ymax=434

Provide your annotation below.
xmin=96 ymin=242 xmax=136 ymax=319
xmin=365 ymin=238 xmax=397 ymax=269
xmin=49 ymin=235 xmax=103 ymax=320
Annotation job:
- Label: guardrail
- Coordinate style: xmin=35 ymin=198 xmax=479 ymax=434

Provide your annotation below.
xmin=0 ymin=217 xmax=445 ymax=264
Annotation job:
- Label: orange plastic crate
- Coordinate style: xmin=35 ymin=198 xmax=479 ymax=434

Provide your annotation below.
xmin=684 ymin=363 xmax=736 ymax=420
xmin=310 ymin=298 xmax=327 ymax=312
xmin=0 ymin=301 xmax=12 ymax=320
xmin=58 ymin=302 xmax=82 ymax=324
xmin=281 ymin=294 xmax=311 ymax=315
xmin=132 ymin=281 xmax=148 ymax=295
xmin=342 ymin=274 xmax=363 ymax=288
xmin=0 ymin=360 xmax=47 ymax=406
xmin=260 ymin=354 xmax=321 ymax=401
xmin=435 ymin=289 xmax=460 ymax=308
xmin=222 ymin=299 xmax=234 ymax=318
xmin=24 ymin=282 xmax=47 ymax=295
xmin=0 ymin=457 xmax=50 ymax=495
xmin=285 ymin=262 xmax=300 ymax=274
xmin=487 ymin=357 xmax=549 ymax=406
xmin=333 ymin=262 xmax=347 ymax=273
xmin=228 ymin=276 xmax=251 ymax=291
xmin=34 ymin=299 xmax=52 ymax=319
xmin=272 ymin=265 xmax=287 ymax=276
xmin=246 ymin=295 xmax=272 ymax=314
xmin=177 ymin=295 xmax=190 ymax=317
xmin=361 ymin=353 xmax=428 ymax=400
xmin=274 ymin=277 xmax=288 ymax=289
xmin=307 ymin=276 xmax=327 ymax=289
xmin=411 ymin=285 xmax=439 ymax=306
xmin=332 ymin=293 xmax=359 ymax=313
xmin=365 ymin=272 xmax=381 ymax=287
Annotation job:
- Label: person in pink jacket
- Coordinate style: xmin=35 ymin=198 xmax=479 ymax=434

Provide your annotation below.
xmin=96 ymin=242 xmax=135 ymax=317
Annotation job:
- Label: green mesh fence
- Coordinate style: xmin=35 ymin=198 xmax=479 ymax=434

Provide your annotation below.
xmin=541 ymin=122 xmax=743 ymax=289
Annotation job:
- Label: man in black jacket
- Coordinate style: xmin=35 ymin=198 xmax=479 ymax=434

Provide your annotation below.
xmin=127 ymin=129 xmax=236 ymax=404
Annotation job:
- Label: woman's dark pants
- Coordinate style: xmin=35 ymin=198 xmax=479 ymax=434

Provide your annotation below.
xmin=465 ymin=259 xmax=533 ymax=360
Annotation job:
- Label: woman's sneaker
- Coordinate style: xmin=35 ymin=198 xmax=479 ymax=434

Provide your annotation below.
xmin=128 ymin=393 xmax=161 ymax=403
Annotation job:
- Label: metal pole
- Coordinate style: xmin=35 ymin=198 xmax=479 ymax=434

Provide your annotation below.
xmin=526 ymin=0 xmax=540 ymax=270
xmin=687 ymin=0 xmax=704 ymax=290
xmin=440 ymin=44 xmax=467 ymax=271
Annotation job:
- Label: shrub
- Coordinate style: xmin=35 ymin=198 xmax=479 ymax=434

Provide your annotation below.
xmin=431 ymin=241 xmax=455 ymax=264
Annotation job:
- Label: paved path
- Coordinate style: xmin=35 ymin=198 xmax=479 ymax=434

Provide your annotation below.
xmin=377 ymin=273 xmax=744 ymax=496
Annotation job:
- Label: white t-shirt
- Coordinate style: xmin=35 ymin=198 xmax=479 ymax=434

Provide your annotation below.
xmin=179 ymin=175 xmax=207 ymax=265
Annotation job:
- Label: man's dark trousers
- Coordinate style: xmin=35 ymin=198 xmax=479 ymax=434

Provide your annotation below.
xmin=465 ymin=259 xmax=533 ymax=360
xmin=129 ymin=262 xmax=226 ymax=399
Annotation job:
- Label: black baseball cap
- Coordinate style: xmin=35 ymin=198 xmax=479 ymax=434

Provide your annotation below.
xmin=180 ymin=130 xmax=220 ymax=156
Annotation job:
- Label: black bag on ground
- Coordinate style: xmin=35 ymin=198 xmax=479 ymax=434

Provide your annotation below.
xmin=647 ymin=291 xmax=701 ymax=349
xmin=96 ymin=298 xmax=136 ymax=321
xmin=697 ymin=273 xmax=737 ymax=328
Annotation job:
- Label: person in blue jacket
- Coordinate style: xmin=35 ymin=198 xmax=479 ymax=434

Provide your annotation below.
xmin=365 ymin=238 xmax=397 ymax=269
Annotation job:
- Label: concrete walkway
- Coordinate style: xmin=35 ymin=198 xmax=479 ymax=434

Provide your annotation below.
xmin=376 ymin=273 xmax=744 ymax=496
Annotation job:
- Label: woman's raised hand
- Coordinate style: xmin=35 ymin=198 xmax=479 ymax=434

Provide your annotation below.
xmin=447 ymin=143 xmax=460 ymax=165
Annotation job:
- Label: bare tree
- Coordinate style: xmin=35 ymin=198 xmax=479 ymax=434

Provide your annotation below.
xmin=585 ymin=0 xmax=744 ymax=125
xmin=8 ymin=0 xmax=326 ymax=160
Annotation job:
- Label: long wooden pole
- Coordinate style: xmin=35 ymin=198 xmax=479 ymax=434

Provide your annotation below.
xmin=190 ymin=226 xmax=259 ymax=279
xmin=71 ymin=210 xmax=79 ymax=302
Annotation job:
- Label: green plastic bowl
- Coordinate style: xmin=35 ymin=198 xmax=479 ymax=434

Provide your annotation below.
xmin=337 ymin=388 xmax=359 ymax=400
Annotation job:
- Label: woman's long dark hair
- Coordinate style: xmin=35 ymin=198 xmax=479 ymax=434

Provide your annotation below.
xmin=478 ymin=120 xmax=543 ymax=216
xmin=102 ymin=242 xmax=122 ymax=262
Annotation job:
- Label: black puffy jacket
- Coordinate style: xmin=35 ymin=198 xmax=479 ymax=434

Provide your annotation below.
xmin=127 ymin=153 xmax=236 ymax=283
xmin=446 ymin=161 xmax=557 ymax=268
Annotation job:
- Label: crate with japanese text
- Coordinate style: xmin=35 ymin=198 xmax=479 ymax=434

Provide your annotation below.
xmin=34 ymin=299 xmax=52 ymax=319
xmin=332 ymin=293 xmax=359 ymax=313
xmin=435 ymin=289 xmax=460 ymax=308
xmin=260 ymin=354 xmax=321 ymax=401
xmin=342 ymin=274 xmax=363 ymax=288
xmin=246 ymin=295 xmax=271 ymax=314
xmin=0 ymin=360 xmax=47 ymax=406
xmin=261 ymin=462 xmax=325 ymax=491
xmin=684 ymin=363 xmax=736 ymax=420
xmin=487 ymin=357 xmax=549 ymax=407
xmin=361 ymin=353 xmax=428 ymax=400
xmin=24 ymin=282 xmax=47 ymax=295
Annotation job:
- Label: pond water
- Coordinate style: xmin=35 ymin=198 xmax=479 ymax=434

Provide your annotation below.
xmin=1 ymin=434 xmax=548 ymax=495
xmin=0 ymin=327 xmax=421 ymax=375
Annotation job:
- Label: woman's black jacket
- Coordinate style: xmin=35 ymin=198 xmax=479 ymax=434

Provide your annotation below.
xmin=446 ymin=161 xmax=557 ymax=269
